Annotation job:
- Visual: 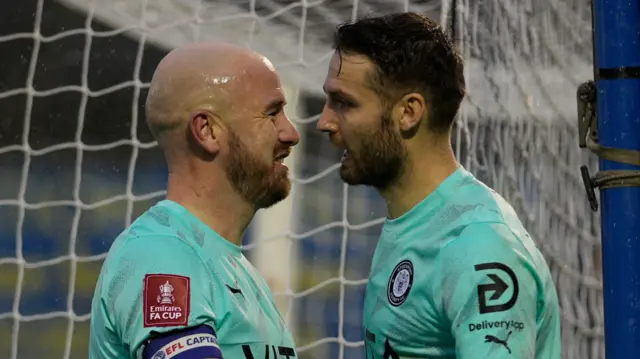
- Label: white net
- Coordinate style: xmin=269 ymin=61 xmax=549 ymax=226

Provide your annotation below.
xmin=448 ymin=0 xmax=603 ymax=358
xmin=0 ymin=0 xmax=603 ymax=359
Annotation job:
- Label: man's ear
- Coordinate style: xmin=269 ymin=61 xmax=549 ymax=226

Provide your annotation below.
xmin=397 ymin=92 xmax=426 ymax=133
xmin=189 ymin=110 xmax=221 ymax=156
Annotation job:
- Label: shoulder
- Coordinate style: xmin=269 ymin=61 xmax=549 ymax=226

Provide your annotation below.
xmin=438 ymin=222 xmax=524 ymax=266
xmin=105 ymin=201 xmax=205 ymax=266
xmin=431 ymin=222 xmax=538 ymax=309
xmin=126 ymin=202 xmax=198 ymax=243
xmin=97 ymin=234 xmax=218 ymax=338
xmin=431 ymin=169 xmax=511 ymax=223
xmin=105 ymin=233 xmax=202 ymax=272
xmin=429 ymin=221 xmax=535 ymax=301
xmin=435 ymin=174 xmax=533 ymax=246
xmin=450 ymin=176 xmax=518 ymax=225
xmin=437 ymin=179 xmax=541 ymax=272
xmin=98 ymin=232 xmax=211 ymax=310
xmin=431 ymin=220 xmax=547 ymax=306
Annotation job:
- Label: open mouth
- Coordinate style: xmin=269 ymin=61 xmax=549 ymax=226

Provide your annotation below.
xmin=274 ymin=151 xmax=289 ymax=165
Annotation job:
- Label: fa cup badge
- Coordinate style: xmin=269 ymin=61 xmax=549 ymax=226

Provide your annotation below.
xmin=157 ymin=281 xmax=175 ymax=304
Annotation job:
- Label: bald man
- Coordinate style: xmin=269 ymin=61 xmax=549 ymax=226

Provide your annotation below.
xmin=88 ymin=43 xmax=300 ymax=359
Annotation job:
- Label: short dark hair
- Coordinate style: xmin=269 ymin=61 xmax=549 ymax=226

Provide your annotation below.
xmin=333 ymin=12 xmax=466 ymax=132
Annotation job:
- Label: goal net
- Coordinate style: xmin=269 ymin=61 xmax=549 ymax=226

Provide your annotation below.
xmin=0 ymin=0 xmax=602 ymax=359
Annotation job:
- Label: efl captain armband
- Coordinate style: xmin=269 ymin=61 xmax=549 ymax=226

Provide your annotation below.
xmin=142 ymin=325 xmax=223 ymax=359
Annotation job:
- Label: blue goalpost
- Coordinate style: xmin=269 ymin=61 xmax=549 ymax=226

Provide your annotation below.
xmin=590 ymin=0 xmax=640 ymax=357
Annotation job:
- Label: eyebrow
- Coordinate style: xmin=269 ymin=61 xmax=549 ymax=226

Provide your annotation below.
xmin=323 ymin=86 xmax=357 ymax=101
xmin=264 ymin=98 xmax=286 ymax=113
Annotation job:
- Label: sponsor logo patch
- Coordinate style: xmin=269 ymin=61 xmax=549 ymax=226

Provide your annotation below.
xmin=468 ymin=319 xmax=525 ymax=332
xmin=143 ymin=274 xmax=190 ymax=327
xmin=474 ymin=262 xmax=519 ymax=314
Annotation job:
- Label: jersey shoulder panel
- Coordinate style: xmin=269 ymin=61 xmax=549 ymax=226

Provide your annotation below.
xmin=103 ymin=202 xmax=201 ymax=257
xmin=97 ymin=234 xmax=222 ymax=358
xmin=127 ymin=202 xmax=205 ymax=247
xmin=435 ymin=221 xmax=539 ymax=284
xmin=448 ymin=177 xmax=512 ymax=223
xmin=439 ymin=177 xmax=536 ymax=251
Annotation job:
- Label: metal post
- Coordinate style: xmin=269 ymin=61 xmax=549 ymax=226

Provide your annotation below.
xmin=592 ymin=0 xmax=640 ymax=356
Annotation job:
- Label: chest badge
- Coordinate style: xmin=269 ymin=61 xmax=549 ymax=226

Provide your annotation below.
xmin=387 ymin=260 xmax=414 ymax=306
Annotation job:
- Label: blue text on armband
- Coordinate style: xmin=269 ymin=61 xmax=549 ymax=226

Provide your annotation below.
xmin=142 ymin=324 xmax=222 ymax=359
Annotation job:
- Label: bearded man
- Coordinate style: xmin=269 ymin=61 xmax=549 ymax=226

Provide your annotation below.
xmin=318 ymin=12 xmax=561 ymax=359
xmin=89 ymin=42 xmax=299 ymax=359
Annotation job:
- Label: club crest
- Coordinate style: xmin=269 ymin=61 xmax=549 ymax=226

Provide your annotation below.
xmin=387 ymin=260 xmax=414 ymax=306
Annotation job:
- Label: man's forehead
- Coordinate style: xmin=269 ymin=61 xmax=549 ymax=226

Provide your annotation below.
xmin=202 ymin=64 xmax=284 ymax=116
xmin=324 ymin=52 xmax=375 ymax=93
xmin=241 ymin=77 xmax=285 ymax=111
xmin=234 ymin=63 xmax=282 ymax=94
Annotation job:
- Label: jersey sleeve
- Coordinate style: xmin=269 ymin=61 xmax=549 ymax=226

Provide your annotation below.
xmin=99 ymin=235 xmax=223 ymax=358
xmin=433 ymin=222 xmax=539 ymax=359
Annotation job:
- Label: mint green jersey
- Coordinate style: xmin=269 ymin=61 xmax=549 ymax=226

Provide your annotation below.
xmin=363 ymin=167 xmax=561 ymax=359
xmin=89 ymin=200 xmax=297 ymax=359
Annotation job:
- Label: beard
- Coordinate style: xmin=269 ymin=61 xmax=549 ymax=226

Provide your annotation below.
xmin=225 ymin=129 xmax=291 ymax=209
xmin=340 ymin=111 xmax=406 ymax=189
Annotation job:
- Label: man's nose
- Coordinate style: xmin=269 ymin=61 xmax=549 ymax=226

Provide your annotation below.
xmin=280 ymin=115 xmax=300 ymax=146
xmin=316 ymin=103 xmax=338 ymax=133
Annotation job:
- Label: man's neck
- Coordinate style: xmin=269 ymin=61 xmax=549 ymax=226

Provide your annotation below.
xmin=165 ymin=171 xmax=254 ymax=246
xmin=379 ymin=142 xmax=458 ymax=220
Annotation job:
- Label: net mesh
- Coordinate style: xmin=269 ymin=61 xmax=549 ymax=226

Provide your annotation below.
xmin=451 ymin=1 xmax=603 ymax=358
xmin=0 ymin=0 xmax=603 ymax=358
